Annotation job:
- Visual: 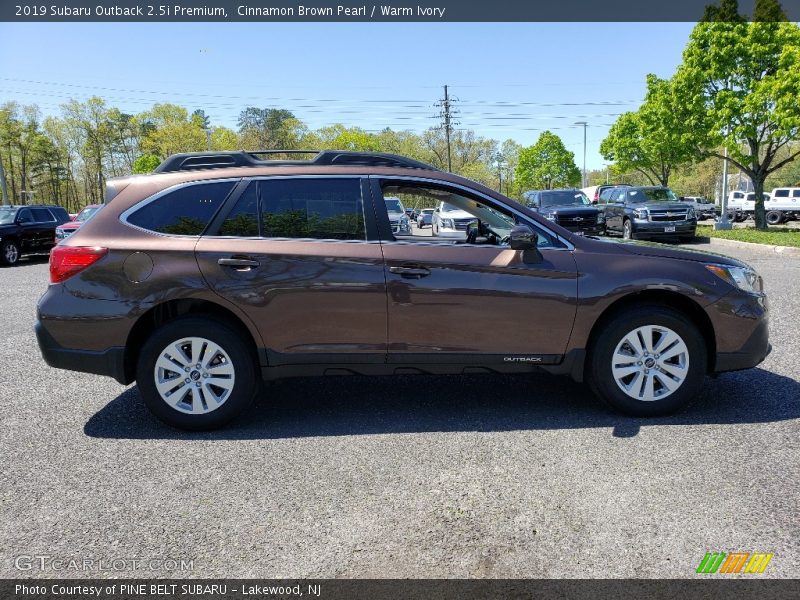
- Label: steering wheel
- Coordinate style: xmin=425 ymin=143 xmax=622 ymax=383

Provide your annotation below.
xmin=465 ymin=222 xmax=479 ymax=244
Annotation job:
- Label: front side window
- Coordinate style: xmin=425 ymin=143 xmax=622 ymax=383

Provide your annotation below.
xmin=17 ymin=209 xmax=32 ymax=224
xmin=260 ymin=178 xmax=365 ymax=241
xmin=128 ymin=181 xmax=236 ymax=235
xmin=793 ymin=190 xmax=800 ymax=198
xmin=219 ymin=183 xmax=259 ymax=237
xmin=774 ymin=189 xmax=789 ymax=198
xmin=380 ymin=182 xmax=556 ymax=248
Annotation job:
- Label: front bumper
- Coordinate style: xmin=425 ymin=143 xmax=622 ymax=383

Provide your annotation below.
xmin=711 ymin=290 xmax=770 ymax=373
xmin=633 ymin=220 xmax=696 ymax=237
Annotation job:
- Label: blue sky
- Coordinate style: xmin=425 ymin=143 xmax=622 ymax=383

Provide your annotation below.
xmin=0 ymin=22 xmax=696 ymax=169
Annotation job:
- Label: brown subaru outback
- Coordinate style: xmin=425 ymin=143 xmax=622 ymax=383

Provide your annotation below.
xmin=35 ymin=151 xmax=770 ymax=430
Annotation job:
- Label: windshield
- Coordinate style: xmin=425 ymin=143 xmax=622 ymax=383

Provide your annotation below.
xmin=0 ymin=207 xmax=16 ymax=225
xmin=384 ymin=199 xmax=403 ymax=213
xmin=441 ymin=202 xmax=466 ymax=213
xmin=628 ymin=188 xmax=678 ymax=203
xmin=540 ymin=191 xmax=591 ymax=208
xmin=76 ymin=206 xmax=100 ymax=222
xmin=421 ymin=209 xmax=434 ymax=215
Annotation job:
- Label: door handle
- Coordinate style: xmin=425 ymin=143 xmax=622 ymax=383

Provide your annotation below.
xmin=389 ymin=265 xmax=431 ymax=279
xmin=218 ymin=257 xmax=260 ymax=271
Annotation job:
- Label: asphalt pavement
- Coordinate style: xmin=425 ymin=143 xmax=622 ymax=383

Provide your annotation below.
xmin=1 ymin=241 xmax=798 ymax=578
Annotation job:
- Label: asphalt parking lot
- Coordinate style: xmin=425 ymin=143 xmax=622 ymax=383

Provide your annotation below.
xmin=1 ymin=241 xmax=798 ymax=579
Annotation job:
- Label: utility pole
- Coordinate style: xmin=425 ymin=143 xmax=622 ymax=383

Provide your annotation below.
xmin=574 ymin=121 xmax=588 ymax=188
xmin=0 ymin=156 xmax=8 ymax=205
xmin=715 ymin=146 xmax=732 ymax=230
xmin=205 ymin=128 xmax=212 ymax=151
xmin=434 ymin=85 xmax=458 ymax=172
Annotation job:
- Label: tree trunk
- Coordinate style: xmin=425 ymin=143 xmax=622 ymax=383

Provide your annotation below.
xmin=753 ymin=177 xmax=767 ymax=230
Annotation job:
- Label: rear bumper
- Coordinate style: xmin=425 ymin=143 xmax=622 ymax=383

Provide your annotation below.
xmin=35 ymin=320 xmax=129 ymax=384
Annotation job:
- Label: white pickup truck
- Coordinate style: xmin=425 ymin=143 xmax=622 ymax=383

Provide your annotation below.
xmin=726 ymin=189 xmax=800 ymax=224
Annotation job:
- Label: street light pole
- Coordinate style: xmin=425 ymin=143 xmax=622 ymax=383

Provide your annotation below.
xmin=714 ymin=146 xmax=732 ymax=230
xmin=574 ymin=121 xmax=587 ymax=188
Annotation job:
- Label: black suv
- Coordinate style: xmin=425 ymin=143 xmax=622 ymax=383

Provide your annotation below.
xmin=0 ymin=205 xmax=70 ymax=266
xmin=601 ymin=186 xmax=697 ymax=241
xmin=523 ymin=189 xmax=605 ymax=236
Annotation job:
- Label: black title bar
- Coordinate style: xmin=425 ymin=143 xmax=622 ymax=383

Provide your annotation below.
xmin=3 ymin=0 xmax=799 ymax=22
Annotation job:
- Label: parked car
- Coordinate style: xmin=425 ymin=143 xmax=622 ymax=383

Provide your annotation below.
xmin=601 ymin=186 xmax=697 ymax=241
xmin=384 ymin=196 xmax=410 ymax=234
xmin=0 ymin=204 xmax=70 ymax=266
xmin=431 ymin=201 xmax=475 ymax=239
xmin=55 ymin=204 xmax=103 ymax=240
xmin=582 ymin=183 xmax=631 ymax=205
xmin=764 ymin=188 xmax=800 ymax=224
xmin=680 ymin=196 xmax=720 ymax=220
xmin=726 ymin=192 xmax=772 ymax=222
xmin=36 ymin=150 xmax=769 ymax=430
xmin=416 ymin=208 xmax=434 ymax=228
xmin=523 ymin=189 xmax=605 ymax=236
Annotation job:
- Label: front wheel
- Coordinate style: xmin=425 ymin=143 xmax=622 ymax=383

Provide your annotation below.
xmin=136 ymin=318 xmax=258 ymax=430
xmin=622 ymin=219 xmax=634 ymax=240
xmin=588 ymin=305 xmax=707 ymax=416
xmin=766 ymin=211 xmax=783 ymax=226
xmin=1 ymin=240 xmax=20 ymax=266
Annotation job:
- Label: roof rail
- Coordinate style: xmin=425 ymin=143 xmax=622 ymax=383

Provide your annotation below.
xmin=152 ymin=150 xmax=439 ymax=173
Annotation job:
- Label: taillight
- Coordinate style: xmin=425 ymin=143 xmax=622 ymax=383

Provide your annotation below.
xmin=50 ymin=246 xmax=108 ymax=284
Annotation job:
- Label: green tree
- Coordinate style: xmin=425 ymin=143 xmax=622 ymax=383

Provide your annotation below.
xmin=516 ymin=131 xmax=581 ymax=190
xmin=672 ymin=18 xmax=800 ymax=228
xmin=237 ymin=107 xmax=306 ymax=150
xmin=132 ymin=154 xmax=161 ymax=174
xmin=312 ymin=124 xmax=380 ymax=151
xmin=601 ymin=75 xmax=694 ymax=186
xmin=136 ymin=103 xmax=207 ymax=157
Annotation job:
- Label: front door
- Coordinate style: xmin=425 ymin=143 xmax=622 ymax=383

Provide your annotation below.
xmin=371 ymin=178 xmax=578 ymax=364
xmin=196 ymin=177 xmax=388 ymax=365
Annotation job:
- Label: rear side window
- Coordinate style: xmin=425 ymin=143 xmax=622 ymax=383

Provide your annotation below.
xmin=128 ymin=181 xmax=235 ymax=235
xmin=260 ymin=178 xmax=365 ymax=240
xmin=31 ymin=208 xmax=55 ymax=222
xmin=219 ymin=183 xmax=259 ymax=237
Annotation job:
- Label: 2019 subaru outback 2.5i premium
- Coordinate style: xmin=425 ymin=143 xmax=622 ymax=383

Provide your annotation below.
xmin=35 ymin=150 xmax=770 ymax=430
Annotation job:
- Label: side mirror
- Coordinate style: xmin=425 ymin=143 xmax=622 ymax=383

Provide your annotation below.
xmin=510 ymin=224 xmax=537 ymax=250
xmin=510 ymin=225 xmax=543 ymax=265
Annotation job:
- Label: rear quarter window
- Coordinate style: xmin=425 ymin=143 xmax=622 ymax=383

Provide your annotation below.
xmin=127 ymin=181 xmax=236 ymax=235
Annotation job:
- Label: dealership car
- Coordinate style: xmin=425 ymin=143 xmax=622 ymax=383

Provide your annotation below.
xmin=431 ymin=201 xmax=475 ymax=239
xmin=601 ymin=186 xmax=697 ymax=240
xmin=416 ymin=208 xmax=434 ymax=228
xmin=55 ymin=204 xmax=103 ymax=240
xmin=680 ymin=197 xmax=720 ymax=221
xmin=384 ymin=196 xmax=411 ymax=234
xmin=36 ymin=150 xmax=769 ymax=430
xmin=523 ymin=189 xmax=605 ymax=236
xmin=0 ymin=204 xmax=70 ymax=266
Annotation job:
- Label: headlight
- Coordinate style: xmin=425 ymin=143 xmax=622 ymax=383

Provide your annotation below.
xmin=545 ymin=214 xmax=557 ymax=222
xmin=633 ymin=208 xmax=648 ymax=219
xmin=442 ymin=218 xmax=455 ymax=229
xmin=706 ymin=264 xmax=762 ymax=293
xmin=55 ymin=229 xmax=65 ymax=239
xmin=597 ymin=213 xmax=606 ymax=223
xmin=687 ymin=207 xmax=696 ymax=219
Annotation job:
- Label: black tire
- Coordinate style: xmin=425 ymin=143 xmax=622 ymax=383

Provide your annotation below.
xmin=733 ymin=212 xmax=747 ymax=223
xmin=1 ymin=239 xmax=20 ymax=266
xmin=622 ymin=219 xmax=634 ymax=240
xmin=136 ymin=317 xmax=258 ymax=430
xmin=587 ymin=304 xmax=706 ymax=417
xmin=766 ymin=210 xmax=783 ymax=226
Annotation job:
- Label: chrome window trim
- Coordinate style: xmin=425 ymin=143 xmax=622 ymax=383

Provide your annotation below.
xmin=120 ymin=177 xmax=242 ymax=239
xmin=371 ymin=174 xmax=575 ymax=251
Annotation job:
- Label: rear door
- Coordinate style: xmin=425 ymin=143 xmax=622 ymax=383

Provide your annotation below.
xmin=30 ymin=207 xmax=57 ymax=247
xmin=196 ymin=176 xmax=388 ymax=365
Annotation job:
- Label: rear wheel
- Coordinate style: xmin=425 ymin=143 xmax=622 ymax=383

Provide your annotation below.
xmin=136 ymin=318 xmax=258 ymax=430
xmin=766 ymin=210 xmax=783 ymax=225
xmin=588 ymin=305 xmax=706 ymax=416
xmin=1 ymin=240 xmax=20 ymax=266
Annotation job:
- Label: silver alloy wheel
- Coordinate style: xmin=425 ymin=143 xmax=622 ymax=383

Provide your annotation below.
xmin=623 ymin=220 xmax=632 ymax=240
xmin=611 ymin=325 xmax=689 ymax=402
xmin=153 ymin=336 xmax=236 ymax=414
xmin=4 ymin=243 xmax=19 ymax=264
